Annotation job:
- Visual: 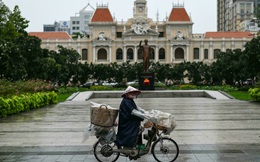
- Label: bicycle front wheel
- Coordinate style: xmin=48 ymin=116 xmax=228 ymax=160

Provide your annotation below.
xmin=151 ymin=137 xmax=179 ymax=162
xmin=93 ymin=140 xmax=120 ymax=162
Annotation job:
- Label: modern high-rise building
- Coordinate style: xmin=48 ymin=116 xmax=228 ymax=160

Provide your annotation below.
xmin=254 ymin=0 xmax=260 ymax=8
xmin=70 ymin=3 xmax=95 ymax=35
xmin=217 ymin=0 xmax=259 ymax=31
xmin=43 ymin=3 xmax=94 ymax=35
xmin=43 ymin=21 xmax=70 ymax=33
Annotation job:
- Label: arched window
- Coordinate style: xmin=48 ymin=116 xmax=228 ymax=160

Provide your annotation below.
xmin=97 ymin=48 xmax=107 ymax=60
xmin=226 ymin=49 xmax=232 ymax=53
xmin=204 ymin=49 xmax=208 ymax=59
xmin=159 ymin=48 xmax=165 ymax=60
xmin=214 ymin=49 xmax=221 ymax=59
xmin=175 ymin=48 xmax=184 ymax=59
xmin=150 ymin=48 xmax=155 ymax=59
xmin=234 ymin=48 xmax=241 ymax=52
xmin=116 ymin=48 xmax=123 ymax=60
xmin=138 ymin=48 xmax=142 ymax=59
xmin=193 ymin=48 xmax=199 ymax=59
xmin=82 ymin=48 xmax=88 ymax=60
xmin=127 ymin=48 xmax=133 ymax=60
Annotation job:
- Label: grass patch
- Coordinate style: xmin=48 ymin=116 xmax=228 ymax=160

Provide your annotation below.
xmin=227 ymin=91 xmax=252 ymax=101
xmin=57 ymin=93 xmax=72 ymax=102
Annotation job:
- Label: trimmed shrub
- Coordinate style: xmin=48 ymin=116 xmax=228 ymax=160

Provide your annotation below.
xmin=0 ymin=92 xmax=58 ymax=118
xmin=249 ymin=88 xmax=260 ymax=102
xmin=180 ymin=84 xmax=197 ymax=90
xmin=0 ymin=97 xmax=9 ymax=118
xmin=90 ymin=85 xmax=114 ymax=91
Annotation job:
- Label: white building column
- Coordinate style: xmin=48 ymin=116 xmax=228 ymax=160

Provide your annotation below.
xmin=46 ymin=39 xmax=50 ymax=49
xmin=93 ymin=46 xmax=96 ymax=63
xmin=200 ymin=42 xmax=204 ymax=61
xmin=123 ymin=45 xmax=127 ymax=62
xmin=77 ymin=43 xmax=81 ymax=54
xmin=68 ymin=39 xmax=71 ymax=48
xmin=170 ymin=44 xmax=173 ymax=63
xmin=55 ymin=39 xmax=59 ymax=52
xmin=109 ymin=46 xmax=112 ymax=63
xmin=231 ymin=38 xmax=235 ymax=50
xmin=222 ymin=38 xmax=225 ymax=52
xmin=134 ymin=46 xmax=137 ymax=62
xmin=155 ymin=45 xmax=159 ymax=62
xmin=242 ymin=37 xmax=246 ymax=51
xmin=186 ymin=45 xmax=190 ymax=62
xmin=209 ymin=41 xmax=213 ymax=60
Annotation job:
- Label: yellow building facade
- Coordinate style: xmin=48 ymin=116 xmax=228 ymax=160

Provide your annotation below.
xmin=30 ymin=0 xmax=254 ymax=65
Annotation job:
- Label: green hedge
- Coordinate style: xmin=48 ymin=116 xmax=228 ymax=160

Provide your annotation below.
xmin=249 ymin=88 xmax=260 ymax=102
xmin=0 ymin=91 xmax=58 ymax=118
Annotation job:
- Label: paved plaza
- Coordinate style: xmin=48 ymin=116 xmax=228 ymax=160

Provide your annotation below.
xmin=0 ymin=90 xmax=260 ymax=162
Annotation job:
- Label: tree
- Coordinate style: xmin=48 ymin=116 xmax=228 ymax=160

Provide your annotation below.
xmin=165 ymin=63 xmax=186 ymax=84
xmin=184 ymin=62 xmax=204 ymax=84
xmin=241 ymin=36 xmax=260 ymax=79
xmin=211 ymin=50 xmax=242 ymax=85
xmin=92 ymin=64 xmax=110 ymax=82
xmin=149 ymin=62 xmax=170 ymax=82
xmin=254 ymin=7 xmax=260 ymax=28
xmin=50 ymin=46 xmax=81 ymax=84
xmin=111 ymin=62 xmax=124 ymax=84
xmin=77 ymin=62 xmax=91 ymax=84
xmin=0 ymin=3 xmax=30 ymax=80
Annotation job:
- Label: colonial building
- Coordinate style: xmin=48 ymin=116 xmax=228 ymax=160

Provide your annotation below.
xmin=30 ymin=0 xmax=254 ymax=65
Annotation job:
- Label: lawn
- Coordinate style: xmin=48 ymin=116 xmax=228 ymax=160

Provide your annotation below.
xmin=227 ymin=91 xmax=252 ymax=101
xmin=57 ymin=93 xmax=72 ymax=102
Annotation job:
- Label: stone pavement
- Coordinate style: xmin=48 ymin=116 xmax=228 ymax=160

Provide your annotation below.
xmin=0 ymin=90 xmax=260 ymax=162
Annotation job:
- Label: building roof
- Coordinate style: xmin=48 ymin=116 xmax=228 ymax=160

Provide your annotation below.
xmin=168 ymin=8 xmax=190 ymax=22
xmin=91 ymin=7 xmax=113 ymax=22
xmin=29 ymin=32 xmax=71 ymax=39
xmin=205 ymin=32 xmax=254 ymax=38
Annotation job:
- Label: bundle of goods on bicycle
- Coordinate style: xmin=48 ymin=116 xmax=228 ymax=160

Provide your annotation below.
xmin=143 ymin=109 xmax=177 ymax=134
xmin=82 ymin=102 xmax=118 ymax=143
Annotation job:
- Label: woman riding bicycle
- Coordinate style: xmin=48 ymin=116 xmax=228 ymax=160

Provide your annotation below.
xmin=116 ymin=86 xmax=149 ymax=149
xmin=93 ymin=86 xmax=179 ymax=161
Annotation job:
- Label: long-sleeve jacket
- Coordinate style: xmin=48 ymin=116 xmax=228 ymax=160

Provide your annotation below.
xmin=116 ymin=97 xmax=143 ymax=147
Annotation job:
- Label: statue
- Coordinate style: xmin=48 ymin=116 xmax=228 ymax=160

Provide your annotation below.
xmin=139 ymin=39 xmax=152 ymax=72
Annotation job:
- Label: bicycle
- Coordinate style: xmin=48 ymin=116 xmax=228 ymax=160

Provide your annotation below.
xmin=93 ymin=122 xmax=179 ymax=162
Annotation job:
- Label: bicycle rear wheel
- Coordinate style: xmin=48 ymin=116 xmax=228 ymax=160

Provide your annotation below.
xmin=151 ymin=137 xmax=179 ymax=162
xmin=93 ymin=140 xmax=120 ymax=162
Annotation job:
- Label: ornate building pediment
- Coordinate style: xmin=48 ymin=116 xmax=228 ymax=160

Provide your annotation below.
xmin=123 ymin=16 xmax=159 ymax=36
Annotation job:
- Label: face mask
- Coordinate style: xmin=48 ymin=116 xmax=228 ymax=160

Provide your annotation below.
xmin=127 ymin=93 xmax=137 ymax=99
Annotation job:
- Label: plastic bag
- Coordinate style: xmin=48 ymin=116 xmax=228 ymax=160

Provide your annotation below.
xmin=82 ymin=123 xmax=95 ymax=143
xmin=148 ymin=110 xmax=177 ymax=134
xmin=82 ymin=102 xmax=118 ymax=143
xmin=82 ymin=123 xmax=117 ymax=143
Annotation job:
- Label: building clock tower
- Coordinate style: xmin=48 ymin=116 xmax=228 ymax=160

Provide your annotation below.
xmin=133 ymin=0 xmax=148 ymax=18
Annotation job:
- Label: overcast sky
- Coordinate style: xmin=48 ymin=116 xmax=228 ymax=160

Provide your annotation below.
xmin=2 ymin=0 xmax=217 ymax=33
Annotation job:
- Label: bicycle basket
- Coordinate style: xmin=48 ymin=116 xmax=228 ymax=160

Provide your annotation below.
xmin=91 ymin=105 xmax=118 ymax=127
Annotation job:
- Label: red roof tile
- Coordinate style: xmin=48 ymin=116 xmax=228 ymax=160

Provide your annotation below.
xmin=205 ymin=32 xmax=254 ymax=38
xmin=168 ymin=8 xmax=190 ymax=22
xmin=91 ymin=8 xmax=113 ymax=22
xmin=29 ymin=32 xmax=71 ymax=40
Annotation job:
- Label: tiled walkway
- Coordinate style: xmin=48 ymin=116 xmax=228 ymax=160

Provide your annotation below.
xmin=0 ymin=91 xmax=260 ymax=162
